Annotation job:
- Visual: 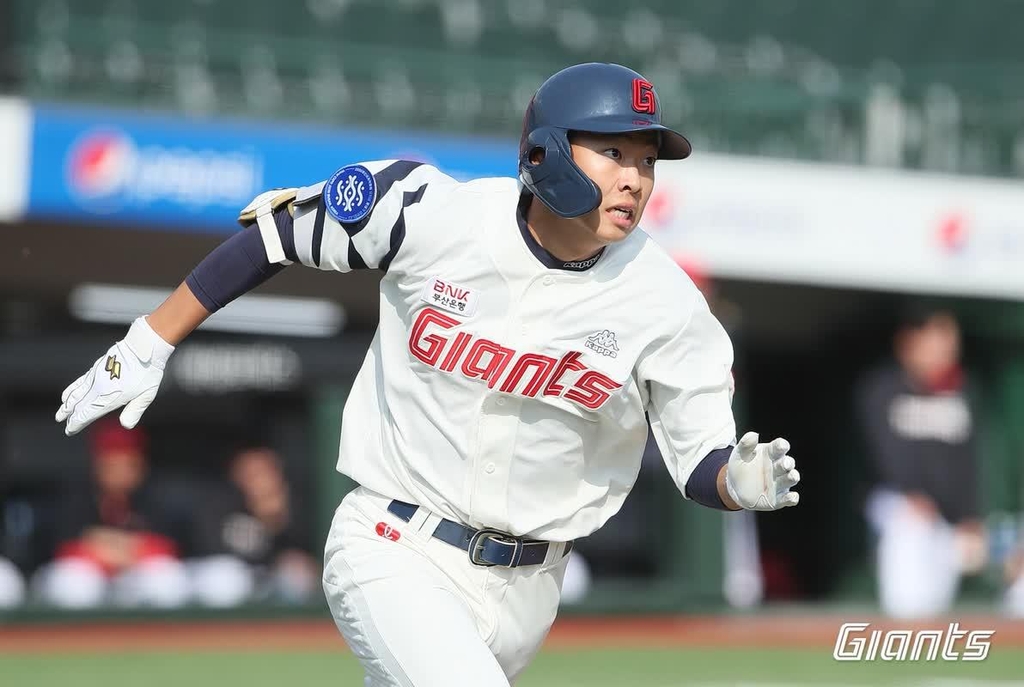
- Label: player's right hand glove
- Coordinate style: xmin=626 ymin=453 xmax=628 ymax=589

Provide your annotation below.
xmin=725 ymin=431 xmax=801 ymax=511
xmin=55 ymin=316 xmax=175 ymax=435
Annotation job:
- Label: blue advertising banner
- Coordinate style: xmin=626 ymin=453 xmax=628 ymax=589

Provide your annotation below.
xmin=27 ymin=103 xmax=517 ymax=233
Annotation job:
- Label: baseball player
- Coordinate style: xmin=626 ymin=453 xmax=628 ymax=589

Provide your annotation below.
xmin=55 ymin=63 xmax=800 ymax=685
xmin=856 ymin=306 xmax=986 ymax=618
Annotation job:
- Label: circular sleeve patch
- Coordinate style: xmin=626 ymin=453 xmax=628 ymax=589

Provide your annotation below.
xmin=323 ymin=164 xmax=376 ymax=223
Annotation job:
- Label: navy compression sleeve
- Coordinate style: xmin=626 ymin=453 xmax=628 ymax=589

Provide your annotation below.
xmin=185 ymin=206 xmax=295 ymax=313
xmin=684 ymin=447 xmax=736 ymax=510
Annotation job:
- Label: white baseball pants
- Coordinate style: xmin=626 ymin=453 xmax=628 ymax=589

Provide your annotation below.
xmin=866 ymin=488 xmax=961 ymax=618
xmin=322 ymin=486 xmax=570 ymax=686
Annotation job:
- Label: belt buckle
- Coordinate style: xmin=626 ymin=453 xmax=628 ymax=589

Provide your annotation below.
xmin=468 ymin=528 xmax=522 ymax=568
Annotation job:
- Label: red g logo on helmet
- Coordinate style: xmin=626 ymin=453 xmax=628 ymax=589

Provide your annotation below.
xmin=632 ymin=79 xmax=655 ymax=115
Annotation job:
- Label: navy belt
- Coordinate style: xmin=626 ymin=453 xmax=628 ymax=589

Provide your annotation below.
xmin=387 ymin=500 xmax=573 ymax=568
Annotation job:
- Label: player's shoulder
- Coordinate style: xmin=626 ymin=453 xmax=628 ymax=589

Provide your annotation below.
xmin=412 ymin=175 xmax=521 ymax=228
xmin=308 ymin=159 xmax=516 ymax=219
xmin=391 ymin=167 xmax=519 ymax=209
xmin=616 ymin=228 xmax=705 ymax=307
xmin=364 ymin=159 xmax=461 ymax=199
xmin=381 ymin=168 xmax=519 ymax=261
xmin=450 ymin=175 xmax=521 ymax=202
xmin=636 ymin=233 xmax=698 ymax=283
xmin=590 ymin=230 xmax=708 ymax=339
xmin=289 ymin=158 xmax=455 ymax=207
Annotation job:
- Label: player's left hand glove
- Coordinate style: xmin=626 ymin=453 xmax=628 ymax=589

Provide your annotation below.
xmin=725 ymin=431 xmax=801 ymax=511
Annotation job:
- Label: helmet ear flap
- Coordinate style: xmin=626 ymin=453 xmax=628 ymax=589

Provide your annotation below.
xmin=517 ymin=127 xmax=601 ymax=219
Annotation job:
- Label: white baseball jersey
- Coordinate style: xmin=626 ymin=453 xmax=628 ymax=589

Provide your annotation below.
xmin=256 ymin=159 xmax=737 ymax=541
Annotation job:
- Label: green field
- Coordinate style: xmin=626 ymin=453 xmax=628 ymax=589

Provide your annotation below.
xmin=2 ymin=647 xmax=1022 ymax=687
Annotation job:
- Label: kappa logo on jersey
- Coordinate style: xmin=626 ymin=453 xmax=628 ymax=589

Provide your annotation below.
xmin=324 ymin=164 xmax=376 ymax=223
xmin=419 ymin=276 xmax=479 ymax=317
xmin=409 ymin=308 xmax=623 ymax=411
xmin=585 ymin=330 xmax=619 ymax=358
xmin=561 ymin=253 xmax=602 ymax=270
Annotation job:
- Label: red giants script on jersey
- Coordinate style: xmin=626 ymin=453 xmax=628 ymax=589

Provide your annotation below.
xmin=408 ymin=307 xmax=622 ymax=410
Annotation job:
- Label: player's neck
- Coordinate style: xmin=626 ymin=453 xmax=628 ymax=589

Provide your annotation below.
xmin=524 ymin=198 xmax=605 ymax=263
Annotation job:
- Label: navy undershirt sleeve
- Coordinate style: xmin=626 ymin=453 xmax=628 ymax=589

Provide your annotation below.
xmin=684 ymin=447 xmax=737 ymax=510
xmin=185 ymin=207 xmax=295 ymax=313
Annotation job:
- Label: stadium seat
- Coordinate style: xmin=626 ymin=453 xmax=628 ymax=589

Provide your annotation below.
xmin=11 ymin=0 xmax=1024 ymax=176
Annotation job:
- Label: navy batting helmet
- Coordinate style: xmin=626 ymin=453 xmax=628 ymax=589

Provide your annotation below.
xmin=518 ymin=63 xmax=691 ymax=219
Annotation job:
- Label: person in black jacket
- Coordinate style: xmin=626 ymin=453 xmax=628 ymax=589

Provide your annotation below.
xmin=856 ymin=305 xmax=987 ymax=618
xmin=188 ymin=445 xmax=319 ymax=607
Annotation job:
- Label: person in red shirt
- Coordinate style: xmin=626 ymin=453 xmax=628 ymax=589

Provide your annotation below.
xmin=34 ymin=418 xmax=190 ymax=608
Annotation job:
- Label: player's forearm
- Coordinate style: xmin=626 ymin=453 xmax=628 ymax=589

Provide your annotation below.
xmin=717 ymin=464 xmax=741 ymax=510
xmin=146 ymin=282 xmax=212 ymax=345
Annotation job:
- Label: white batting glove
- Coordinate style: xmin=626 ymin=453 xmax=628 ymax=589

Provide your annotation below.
xmin=725 ymin=431 xmax=801 ymax=511
xmin=55 ymin=316 xmax=175 ymax=435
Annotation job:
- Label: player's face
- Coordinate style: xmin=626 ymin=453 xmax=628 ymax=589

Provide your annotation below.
xmin=569 ymin=132 xmax=658 ymax=243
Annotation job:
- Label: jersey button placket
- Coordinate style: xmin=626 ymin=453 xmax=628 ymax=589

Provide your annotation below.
xmin=483 ymin=394 xmax=519 ymax=530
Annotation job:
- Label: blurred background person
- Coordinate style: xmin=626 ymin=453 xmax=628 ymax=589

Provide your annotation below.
xmin=855 ymin=304 xmax=987 ymax=618
xmin=558 ymin=549 xmax=593 ymax=606
xmin=31 ymin=418 xmax=190 ymax=609
xmin=0 ymin=501 xmax=27 ymax=608
xmin=1003 ymin=543 xmax=1024 ymax=616
xmin=188 ymin=445 xmax=319 ymax=607
xmin=0 ymin=556 xmax=25 ymax=609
